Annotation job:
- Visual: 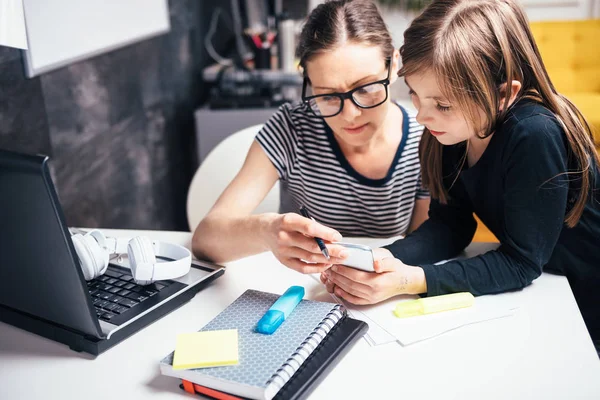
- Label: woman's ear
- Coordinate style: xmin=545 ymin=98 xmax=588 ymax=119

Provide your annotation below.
xmin=389 ymin=48 xmax=401 ymax=85
xmin=498 ymin=80 xmax=522 ymax=111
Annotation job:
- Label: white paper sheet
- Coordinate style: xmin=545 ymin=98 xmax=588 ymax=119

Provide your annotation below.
xmin=353 ymin=294 xmax=518 ymax=346
xmin=308 ymin=274 xmax=397 ymax=346
xmin=329 ymin=293 xmax=398 ymax=346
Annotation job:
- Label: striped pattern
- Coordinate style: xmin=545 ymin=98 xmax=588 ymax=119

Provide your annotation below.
xmin=255 ymin=102 xmax=428 ymax=238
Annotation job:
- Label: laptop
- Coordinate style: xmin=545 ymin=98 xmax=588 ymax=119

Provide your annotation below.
xmin=0 ymin=149 xmax=225 ymax=355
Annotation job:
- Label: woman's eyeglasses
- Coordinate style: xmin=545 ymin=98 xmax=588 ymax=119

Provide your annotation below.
xmin=301 ymin=60 xmax=392 ymax=118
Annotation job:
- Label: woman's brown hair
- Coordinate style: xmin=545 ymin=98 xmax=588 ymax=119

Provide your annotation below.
xmin=399 ymin=0 xmax=599 ymax=227
xmin=296 ymin=0 xmax=394 ymax=74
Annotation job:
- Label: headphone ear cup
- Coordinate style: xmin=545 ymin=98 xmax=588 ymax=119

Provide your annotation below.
xmin=71 ymin=233 xmax=108 ymax=281
xmin=72 ymin=234 xmax=95 ymax=280
xmin=128 ymin=236 xmax=156 ymax=285
xmin=86 ymin=230 xmax=110 ymax=276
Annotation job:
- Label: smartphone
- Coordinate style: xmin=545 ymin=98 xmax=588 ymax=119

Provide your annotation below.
xmin=334 ymin=242 xmax=375 ymax=272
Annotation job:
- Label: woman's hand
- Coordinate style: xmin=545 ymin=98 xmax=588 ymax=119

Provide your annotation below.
xmin=320 ymin=248 xmax=427 ymax=304
xmin=265 ymin=213 xmax=348 ymax=274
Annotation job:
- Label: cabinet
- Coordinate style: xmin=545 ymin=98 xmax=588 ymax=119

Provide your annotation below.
xmin=194 ymin=106 xmax=279 ymax=165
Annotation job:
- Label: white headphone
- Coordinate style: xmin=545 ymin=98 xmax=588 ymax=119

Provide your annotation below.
xmin=71 ymin=229 xmax=192 ymax=285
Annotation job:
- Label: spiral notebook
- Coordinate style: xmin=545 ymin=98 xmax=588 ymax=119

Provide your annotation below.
xmin=159 ymin=289 xmax=367 ymax=400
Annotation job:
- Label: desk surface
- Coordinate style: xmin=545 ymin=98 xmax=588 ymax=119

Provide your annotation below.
xmin=1 ymin=229 xmax=599 ymax=400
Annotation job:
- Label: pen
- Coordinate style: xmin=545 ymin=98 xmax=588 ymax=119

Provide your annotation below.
xmin=256 ymin=286 xmax=305 ymax=334
xmin=299 ymin=205 xmax=330 ymax=260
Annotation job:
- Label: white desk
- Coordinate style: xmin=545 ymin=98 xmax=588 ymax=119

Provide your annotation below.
xmin=1 ymin=229 xmax=599 ymax=400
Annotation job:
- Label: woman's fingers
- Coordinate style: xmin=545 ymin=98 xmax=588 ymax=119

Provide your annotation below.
xmin=282 ymin=213 xmax=342 ymax=243
xmin=283 ymin=257 xmax=332 ymax=274
xmin=284 ymin=245 xmax=346 ymax=265
xmin=275 ymin=215 xmax=348 ymax=267
xmin=280 ymin=215 xmax=346 ymax=254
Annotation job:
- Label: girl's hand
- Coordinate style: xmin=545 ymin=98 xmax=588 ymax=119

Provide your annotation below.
xmin=373 ymin=247 xmax=394 ymax=263
xmin=320 ymin=254 xmax=427 ymax=304
xmin=266 ymin=213 xmax=348 ymax=274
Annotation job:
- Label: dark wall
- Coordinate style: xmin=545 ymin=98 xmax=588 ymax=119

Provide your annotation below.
xmin=0 ymin=0 xmax=220 ymax=231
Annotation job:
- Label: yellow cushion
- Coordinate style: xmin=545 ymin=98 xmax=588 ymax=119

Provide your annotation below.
xmin=562 ymin=92 xmax=600 ymax=144
xmin=530 ymin=19 xmax=600 ymax=151
xmin=530 ymin=20 xmax=600 ymax=93
xmin=473 ymin=214 xmax=498 ymax=243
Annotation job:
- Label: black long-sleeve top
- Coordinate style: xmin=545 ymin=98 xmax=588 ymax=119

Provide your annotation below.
xmin=384 ymin=99 xmax=600 ymax=342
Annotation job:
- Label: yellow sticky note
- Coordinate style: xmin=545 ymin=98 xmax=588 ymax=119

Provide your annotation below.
xmin=173 ymin=329 xmax=239 ymax=370
xmin=394 ymin=292 xmax=474 ymax=318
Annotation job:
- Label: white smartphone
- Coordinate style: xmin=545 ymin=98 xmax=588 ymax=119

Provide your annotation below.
xmin=334 ymin=242 xmax=375 ymax=272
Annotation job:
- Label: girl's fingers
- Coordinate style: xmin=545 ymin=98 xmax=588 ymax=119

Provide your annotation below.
xmin=326 ymin=270 xmax=371 ymax=300
xmin=333 ymin=286 xmax=370 ymax=305
xmin=327 ymin=264 xmax=371 ymax=281
xmin=325 ymin=280 xmax=336 ymax=293
xmin=320 ymin=272 xmax=327 ymax=284
xmin=373 ymin=257 xmax=397 ymax=273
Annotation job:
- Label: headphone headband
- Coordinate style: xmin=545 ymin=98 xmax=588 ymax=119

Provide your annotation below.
xmin=148 ymin=240 xmax=191 ymax=281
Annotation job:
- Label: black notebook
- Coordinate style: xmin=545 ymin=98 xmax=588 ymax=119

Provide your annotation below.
xmin=160 ymin=289 xmax=368 ymax=400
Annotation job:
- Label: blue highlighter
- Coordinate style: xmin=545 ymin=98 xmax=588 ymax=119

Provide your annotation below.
xmin=256 ymin=286 xmax=305 ymax=334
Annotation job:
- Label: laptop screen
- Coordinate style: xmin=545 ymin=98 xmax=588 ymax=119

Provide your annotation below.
xmin=0 ymin=150 xmax=103 ymax=338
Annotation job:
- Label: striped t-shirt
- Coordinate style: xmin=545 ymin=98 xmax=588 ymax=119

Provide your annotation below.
xmin=255 ymin=101 xmax=428 ymax=238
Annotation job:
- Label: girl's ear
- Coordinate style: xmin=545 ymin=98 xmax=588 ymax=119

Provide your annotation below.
xmin=498 ymin=80 xmax=522 ymax=111
xmin=389 ymin=48 xmax=401 ymax=85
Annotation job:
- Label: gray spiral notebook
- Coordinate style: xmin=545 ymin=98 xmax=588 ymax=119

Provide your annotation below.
xmin=159 ymin=289 xmax=347 ymax=400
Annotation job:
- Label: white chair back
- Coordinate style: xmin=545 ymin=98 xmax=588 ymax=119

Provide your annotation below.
xmin=186 ymin=124 xmax=280 ymax=231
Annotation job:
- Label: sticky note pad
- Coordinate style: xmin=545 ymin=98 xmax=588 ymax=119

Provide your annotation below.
xmin=394 ymin=292 xmax=474 ymax=318
xmin=173 ymin=329 xmax=239 ymax=370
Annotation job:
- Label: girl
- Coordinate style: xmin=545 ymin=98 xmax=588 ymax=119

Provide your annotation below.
xmin=192 ymin=0 xmax=429 ymax=273
xmin=321 ymin=0 xmax=600 ymax=349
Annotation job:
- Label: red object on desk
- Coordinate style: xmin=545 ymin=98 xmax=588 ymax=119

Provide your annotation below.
xmin=182 ymin=379 xmax=242 ymax=400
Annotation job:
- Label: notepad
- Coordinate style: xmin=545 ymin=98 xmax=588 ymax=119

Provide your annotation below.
xmin=160 ymin=289 xmax=368 ymax=400
xmin=172 ymin=329 xmax=239 ymax=370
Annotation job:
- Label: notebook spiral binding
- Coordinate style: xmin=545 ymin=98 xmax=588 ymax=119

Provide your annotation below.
xmin=265 ymin=304 xmax=345 ymax=393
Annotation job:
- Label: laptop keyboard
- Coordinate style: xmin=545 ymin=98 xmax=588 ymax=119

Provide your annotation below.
xmin=86 ymin=265 xmax=174 ymax=324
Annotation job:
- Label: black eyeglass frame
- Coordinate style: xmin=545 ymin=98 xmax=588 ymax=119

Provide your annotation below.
xmin=301 ymin=59 xmax=392 ymax=118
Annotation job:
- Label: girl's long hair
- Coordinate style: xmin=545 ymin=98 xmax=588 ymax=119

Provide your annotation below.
xmin=399 ymin=0 xmax=598 ymax=227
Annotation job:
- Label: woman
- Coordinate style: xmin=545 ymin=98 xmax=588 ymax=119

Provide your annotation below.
xmin=192 ymin=0 xmax=429 ymax=273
